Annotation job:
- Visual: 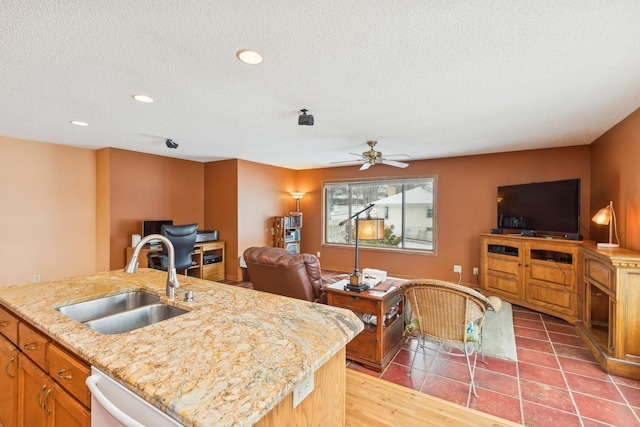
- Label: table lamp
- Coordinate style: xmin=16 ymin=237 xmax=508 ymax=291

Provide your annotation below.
xmin=339 ymin=203 xmax=384 ymax=292
xmin=592 ymin=200 xmax=619 ymax=249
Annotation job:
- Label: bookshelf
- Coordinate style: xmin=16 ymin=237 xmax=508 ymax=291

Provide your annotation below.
xmin=273 ymin=214 xmax=302 ymax=254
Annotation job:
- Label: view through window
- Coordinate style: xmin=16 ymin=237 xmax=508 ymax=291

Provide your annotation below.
xmin=324 ymin=178 xmax=435 ymax=251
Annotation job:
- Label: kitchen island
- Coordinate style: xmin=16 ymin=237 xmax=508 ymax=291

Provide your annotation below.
xmin=0 ymin=268 xmax=363 ymax=426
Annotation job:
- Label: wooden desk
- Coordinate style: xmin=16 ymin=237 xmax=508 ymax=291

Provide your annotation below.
xmin=326 ymin=279 xmax=405 ymax=371
xmin=125 ymin=241 xmax=225 ymax=281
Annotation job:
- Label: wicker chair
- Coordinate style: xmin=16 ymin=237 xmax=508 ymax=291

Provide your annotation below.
xmin=398 ymin=279 xmax=502 ymax=398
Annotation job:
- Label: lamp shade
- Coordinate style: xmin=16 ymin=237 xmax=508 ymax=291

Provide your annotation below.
xmin=591 ymin=206 xmax=611 ymax=225
xmin=357 ymin=218 xmax=384 ymax=240
xmin=290 ymin=192 xmax=305 ymax=200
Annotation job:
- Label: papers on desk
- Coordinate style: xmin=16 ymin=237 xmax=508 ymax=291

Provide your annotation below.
xmin=325 ymin=279 xmax=349 ymax=290
xmin=325 ymin=279 xmax=396 ymax=296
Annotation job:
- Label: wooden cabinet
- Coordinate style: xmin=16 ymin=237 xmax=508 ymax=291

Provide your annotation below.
xmin=200 ymin=241 xmax=225 ymax=281
xmin=575 ymin=245 xmax=640 ymax=379
xmin=273 ymin=215 xmax=302 ymax=254
xmin=480 ymin=234 xmax=581 ymax=324
xmin=126 ymin=240 xmax=226 ymax=281
xmin=18 ymin=354 xmax=90 ymax=427
xmin=0 ymin=334 xmax=19 ymax=426
xmin=326 ymin=280 xmax=404 ymax=371
xmin=0 ymin=305 xmax=20 ymax=427
xmin=1 ymin=304 xmax=91 ymax=426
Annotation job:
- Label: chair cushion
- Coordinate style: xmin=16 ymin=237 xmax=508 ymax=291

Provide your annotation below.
xmin=243 ymin=247 xmax=326 ymax=303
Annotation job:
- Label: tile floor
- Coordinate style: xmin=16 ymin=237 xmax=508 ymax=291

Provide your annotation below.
xmin=346 ymin=305 xmax=640 ymax=427
xmin=221 ymin=275 xmax=640 ymax=426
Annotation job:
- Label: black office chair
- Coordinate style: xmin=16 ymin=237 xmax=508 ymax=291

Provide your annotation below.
xmin=148 ymin=223 xmax=198 ymax=272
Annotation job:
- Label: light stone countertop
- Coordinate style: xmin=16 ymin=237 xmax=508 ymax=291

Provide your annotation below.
xmin=0 ymin=268 xmax=363 ymax=426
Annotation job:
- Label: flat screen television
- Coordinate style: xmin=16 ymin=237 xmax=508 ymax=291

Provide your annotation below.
xmin=142 ymin=220 xmax=173 ymax=240
xmin=497 ymin=179 xmax=580 ymax=239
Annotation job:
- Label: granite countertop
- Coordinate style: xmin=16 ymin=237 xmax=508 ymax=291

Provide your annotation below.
xmin=0 ymin=269 xmax=363 ymax=426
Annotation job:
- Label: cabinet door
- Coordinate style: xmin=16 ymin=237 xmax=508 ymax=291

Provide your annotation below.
xmin=18 ymin=353 xmax=48 ymax=427
xmin=18 ymin=354 xmax=90 ymax=427
xmin=0 ymin=334 xmax=19 ymax=427
xmin=482 ymin=239 xmax=524 ymax=299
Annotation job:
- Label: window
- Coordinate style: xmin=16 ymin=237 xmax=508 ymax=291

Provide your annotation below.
xmin=324 ymin=178 xmax=435 ymax=251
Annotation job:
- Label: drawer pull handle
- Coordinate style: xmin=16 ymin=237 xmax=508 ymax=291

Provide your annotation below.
xmin=23 ymin=342 xmax=37 ymax=351
xmin=42 ymin=389 xmax=52 ymax=414
xmin=4 ymin=356 xmax=15 ymax=379
xmin=36 ymin=384 xmax=47 ymax=408
xmin=57 ymin=368 xmax=73 ymax=380
xmin=0 ymin=320 xmax=8 ymax=327
xmin=595 ymin=292 xmax=603 ymax=297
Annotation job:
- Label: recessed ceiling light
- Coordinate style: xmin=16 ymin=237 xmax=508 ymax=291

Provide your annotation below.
xmin=236 ymin=49 xmax=263 ymax=65
xmin=132 ymin=94 xmax=154 ymax=103
xmin=70 ymin=120 xmax=89 ymax=126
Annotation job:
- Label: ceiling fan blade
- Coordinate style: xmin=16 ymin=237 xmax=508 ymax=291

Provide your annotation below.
xmin=384 ymin=153 xmax=411 ymax=159
xmin=380 ymin=159 xmax=409 ymax=168
xmin=330 ymin=160 xmax=361 ymax=165
xmin=359 ymin=162 xmax=371 ymax=171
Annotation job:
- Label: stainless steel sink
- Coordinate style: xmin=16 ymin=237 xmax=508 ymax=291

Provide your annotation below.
xmin=84 ymin=304 xmax=189 ymax=335
xmin=56 ymin=291 xmax=189 ymax=334
xmin=57 ymin=291 xmax=160 ymax=322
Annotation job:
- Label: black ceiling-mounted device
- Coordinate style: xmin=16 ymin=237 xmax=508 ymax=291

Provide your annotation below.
xmin=298 ymin=109 xmax=314 ymax=126
xmin=165 ymin=139 xmax=178 ymax=149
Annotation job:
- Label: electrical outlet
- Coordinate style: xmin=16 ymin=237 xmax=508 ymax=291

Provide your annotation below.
xmin=473 ymin=267 xmax=479 ymax=275
xmin=453 ymin=265 xmax=462 ymax=273
xmin=317 ymin=251 xmax=321 ymax=258
xmin=33 ymin=274 xmax=41 ymax=283
xmin=292 ymin=374 xmax=314 ymax=408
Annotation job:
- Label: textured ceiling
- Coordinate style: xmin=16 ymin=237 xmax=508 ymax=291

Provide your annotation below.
xmin=1 ymin=1 xmax=640 ymax=169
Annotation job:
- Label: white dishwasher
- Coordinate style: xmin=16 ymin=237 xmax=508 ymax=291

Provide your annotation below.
xmin=86 ymin=367 xmax=183 ymax=427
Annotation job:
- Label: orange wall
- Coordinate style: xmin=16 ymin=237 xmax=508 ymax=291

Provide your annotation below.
xmin=590 ymin=108 xmax=640 ymax=251
xmin=205 ymin=159 xmax=298 ymax=280
xmin=103 ymin=148 xmax=205 ymax=269
xmin=297 ymin=146 xmax=591 ymax=283
xmin=0 ymin=136 xmax=96 ymax=286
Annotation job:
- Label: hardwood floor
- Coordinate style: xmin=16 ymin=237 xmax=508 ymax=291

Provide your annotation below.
xmin=345 ymin=369 xmax=522 ymax=426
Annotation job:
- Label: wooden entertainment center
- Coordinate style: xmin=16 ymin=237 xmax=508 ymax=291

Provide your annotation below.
xmin=576 ymin=245 xmax=640 ymax=380
xmin=481 ymin=233 xmax=640 ymax=379
xmin=125 ymin=241 xmax=225 ymax=281
xmin=480 ymin=234 xmax=581 ymax=324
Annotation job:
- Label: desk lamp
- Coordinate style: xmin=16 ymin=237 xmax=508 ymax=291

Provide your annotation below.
xmin=592 ymin=200 xmax=620 ymax=248
xmin=339 ymin=203 xmax=384 ymax=292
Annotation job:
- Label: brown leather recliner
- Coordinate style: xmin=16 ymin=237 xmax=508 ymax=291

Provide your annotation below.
xmin=242 ymin=247 xmax=328 ymax=304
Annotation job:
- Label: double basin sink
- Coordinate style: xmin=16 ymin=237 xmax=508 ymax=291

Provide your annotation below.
xmin=57 ymin=291 xmax=189 ymax=334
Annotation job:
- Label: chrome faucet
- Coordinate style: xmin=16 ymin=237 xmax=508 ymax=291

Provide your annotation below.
xmin=124 ymin=234 xmax=180 ymax=299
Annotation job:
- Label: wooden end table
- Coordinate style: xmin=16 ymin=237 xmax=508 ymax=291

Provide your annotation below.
xmin=326 ymin=278 xmax=405 ymax=371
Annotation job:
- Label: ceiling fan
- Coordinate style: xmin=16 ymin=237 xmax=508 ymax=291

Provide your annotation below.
xmin=332 ymin=140 xmax=410 ymax=171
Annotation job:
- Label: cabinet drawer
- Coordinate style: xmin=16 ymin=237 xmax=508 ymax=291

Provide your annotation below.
xmin=18 ymin=322 xmax=50 ymax=371
xmin=0 ymin=305 xmax=19 ymax=345
xmin=49 ymin=344 xmax=91 ymax=407
xmin=329 ymin=294 xmax=377 ymax=314
xmin=586 ymin=259 xmax=613 ymax=291
xmin=203 ymin=263 xmax=224 ymax=281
